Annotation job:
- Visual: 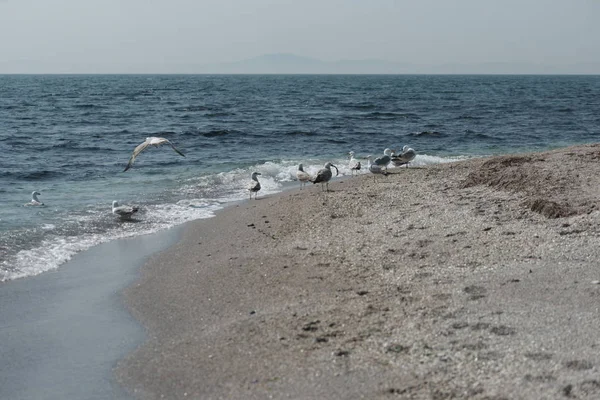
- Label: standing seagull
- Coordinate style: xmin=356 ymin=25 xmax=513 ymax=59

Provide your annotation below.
xmin=391 ymin=145 xmax=417 ymax=167
xmin=112 ymin=200 xmax=139 ymax=220
xmin=248 ymin=172 xmax=261 ymax=199
xmin=296 ymin=164 xmax=312 ymax=189
xmin=123 ymin=137 xmax=185 ymax=172
xmin=373 ymin=148 xmax=393 ymax=167
xmin=25 ymin=191 xmax=44 ymax=206
xmin=348 ymin=151 xmax=361 ymax=176
xmin=366 ymin=156 xmax=388 ymax=179
xmin=311 ymin=162 xmax=339 ymax=192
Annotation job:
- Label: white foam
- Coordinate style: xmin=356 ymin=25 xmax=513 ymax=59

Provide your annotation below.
xmin=0 ymin=201 xmax=224 ymax=282
xmin=1 ymin=152 xmax=470 ymax=281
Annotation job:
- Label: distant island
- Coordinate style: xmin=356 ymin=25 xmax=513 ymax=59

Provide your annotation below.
xmin=193 ymin=53 xmax=599 ymax=75
xmin=1 ymin=53 xmax=598 ymax=75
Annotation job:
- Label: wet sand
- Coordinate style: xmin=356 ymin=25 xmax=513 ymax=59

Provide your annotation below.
xmin=0 ymin=226 xmax=183 ymax=400
xmin=117 ymin=143 xmax=600 ymax=399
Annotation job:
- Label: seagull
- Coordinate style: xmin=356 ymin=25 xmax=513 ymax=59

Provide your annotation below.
xmin=123 ymin=137 xmax=185 ymax=172
xmin=373 ymin=148 xmax=393 ymax=167
xmin=391 ymin=145 xmax=417 ymax=167
xmin=296 ymin=164 xmax=312 ymax=189
xmin=348 ymin=151 xmax=361 ymax=176
xmin=248 ymin=172 xmax=261 ymax=199
xmin=367 ymin=156 xmax=388 ymax=178
xmin=311 ymin=162 xmax=339 ymax=191
xmin=112 ymin=200 xmax=139 ymax=220
xmin=25 ymin=191 xmax=44 ymax=206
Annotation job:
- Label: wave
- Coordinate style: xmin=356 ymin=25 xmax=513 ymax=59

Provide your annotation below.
xmin=0 ymin=202 xmax=222 ymax=281
xmin=323 ymin=138 xmax=348 ymax=145
xmin=457 ymin=115 xmax=484 ymax=120
xmin=461 ymin=131 xmax=500 ymax=141
xmin=187 ymin=129 xmax=238 ymax=138
xmin=72 ymin=104 xmax=105 ymax=109
xmin=175 ymin=105 xmax=215 ymax=112
xmin=12 ymin=170 xmax=65 ymax=181
xmin=365 ymin=112 xmax=420 ymax=120
xmin=285 ymin=130 xmax=318 ymax=136
xmin=0 ymin=151 xmax=472 ymax=282
xmin=410 ymin=131 xmax=448 ymax=138
xmin=341 ymin=103 xmax=377 ymax=110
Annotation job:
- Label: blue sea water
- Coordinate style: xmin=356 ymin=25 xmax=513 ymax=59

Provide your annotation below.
xmin=0 ymin=74 xmax=599 ymax=281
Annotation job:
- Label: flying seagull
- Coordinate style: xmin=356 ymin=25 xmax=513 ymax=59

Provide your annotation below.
xmin=296 ymin=164 xmax=312 ymax=189
xmin=311 ymin=162 xmax=339 ymax=191
xmin=248 ymin=172 xmax=261 ymax=199
xmin=123 ymin=137 xmax=185 ymax=172
xmin=25 ymin=191 xmax=44 ymax=206
xmin=112 ymin=200 xmax=139 ymax=220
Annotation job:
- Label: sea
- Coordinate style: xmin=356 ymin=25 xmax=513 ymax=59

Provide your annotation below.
xmin=1 ymin=74 xmax=599 ymax=282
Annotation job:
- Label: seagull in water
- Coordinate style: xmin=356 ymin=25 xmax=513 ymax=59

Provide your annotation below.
xmin=123 ymin=137 xmax=185 ymax=172
xmin=348 ymin=151 xmax=361 ymax=176
xmin=25 ymin=191 xmax=44 ymax=206
xmin=391 ymin=145 xmax=417 ymax=167
xmin=311 ymin=162 xmax=339 ymax=192
xmin=112 ymin=200 xmax=139 ymax=220
xmin=248 ymin=172 xmax=261 ymax=199
xmin=296 ymin=164 xmax=312 ymax=189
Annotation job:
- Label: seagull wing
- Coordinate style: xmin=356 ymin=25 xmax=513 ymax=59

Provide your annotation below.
xmin=312 ymin=168 xmax=331 ymax=183
xmin=248 ymin=180 xmax=261 ymax=191
xmin=123 ymin=140 xmax=151 ymax=172
xmin=374 ymin=155 xmax=390 ymax=166
xmin=297 ymin=170 xmax=311 ymax=181
xmin=114 ymin=205 xmax=138 ymax=216
xmin=167 ymin=141 xmax=186 ymax=157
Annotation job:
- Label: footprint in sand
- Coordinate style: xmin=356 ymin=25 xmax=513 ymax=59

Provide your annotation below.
xmin=489 ymin=325 xmax=516 ymax=336
xmin=524 ymin=352 xmax=554 ymax=361
xmin=463 ymin=285 xmax=487 ymax=300
xmin=564 ymin=360 xmax=594 ymax=371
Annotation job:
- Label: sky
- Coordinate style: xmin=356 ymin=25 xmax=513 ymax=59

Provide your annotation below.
xmin=0 ymin=0 xmax=599 ymax=73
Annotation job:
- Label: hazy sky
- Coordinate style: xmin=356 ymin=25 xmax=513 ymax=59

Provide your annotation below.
xmin=1 ymin=0 xmax=599 ymax=73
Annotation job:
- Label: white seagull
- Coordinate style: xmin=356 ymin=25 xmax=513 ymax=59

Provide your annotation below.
xmin=123 ymin=137 xmax=185 ymax=172
xmin=367 ymin=156 xmax=389 ymax=178
xmin=373 ymin=148 xmax=393 ymax=167
xmin=348 ymin=151 xmax=361 ymax=176
xmin=248 ymin=172 xmax=261 ymax=199
xmin=311 ymin=162 xmax=339 ymax=192
xmin=25 ymin=191 xmax=44 ymax=206
xmin=391 ymin=145 xmax=417 ymax=167
xmin=296 ymin=164 xmax=312 ymax=189
xmin=112 ymin=200 xmax=139 ymax=220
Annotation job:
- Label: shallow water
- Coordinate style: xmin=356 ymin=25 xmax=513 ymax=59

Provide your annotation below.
xmin=1 ymin=74 xmax=599 ymax=280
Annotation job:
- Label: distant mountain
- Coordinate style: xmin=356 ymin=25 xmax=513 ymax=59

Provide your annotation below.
xmin=3 ymin=53 xmax=598 ymax=74
xmin=196 ymin=53 xmax=600 ymax=75
xmin=198 ymin=53 xmax=415 ymax=74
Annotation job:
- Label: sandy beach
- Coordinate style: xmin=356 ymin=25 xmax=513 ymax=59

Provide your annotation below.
xmin=117 ymin=143 xmax=600 ymax=399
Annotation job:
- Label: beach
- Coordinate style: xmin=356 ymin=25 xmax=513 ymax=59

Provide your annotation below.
xmin=116 ymin=143 xmax=600 ymax=399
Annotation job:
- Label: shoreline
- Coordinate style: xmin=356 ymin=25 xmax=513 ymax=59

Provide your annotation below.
xmin=0 ymin=224 xmax=184 ymax=400
xmin=117 ymin=143 xmax=600 ymax=399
